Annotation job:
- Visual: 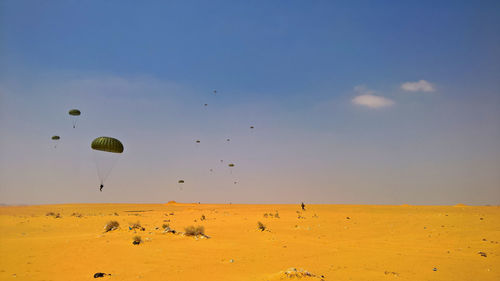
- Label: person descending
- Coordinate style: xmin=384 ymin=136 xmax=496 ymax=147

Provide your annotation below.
xmin=301 ymin=202 xmax=305 ymax=211
xmin=100 ymin=184 xmax=104 ymax=192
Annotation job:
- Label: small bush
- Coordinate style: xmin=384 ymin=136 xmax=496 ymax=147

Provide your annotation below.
xmin=114 ymin=212 xmax=119 ymax=216
xmin=201 ymin=215 xmax=206 ymax=221
xmin=71 ymin=212 xmax=83 ymax=218
xmin=263 ymin=213 xmax=268 ymax=218
xmin=162 ymin=223 xmax=169 ymax=229
xmin=132 ymin=236 xmax=142 ymax=245
xmin=274 ymin=212 xmax=280 ymax=218
xmin=184 ymin=225 xmax=205 ymax=236
xmin=257 ymin=221 xmax=266 ymax=231
xmin=104 ymin=221 xmax=119 ymax=232
xmin=130 ymin=221 xmax=141 ymax=229
xmin=46 ymin=212 xmax=56 ymax=216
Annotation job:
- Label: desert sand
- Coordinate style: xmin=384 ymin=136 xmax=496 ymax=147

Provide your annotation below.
xmin=0 ymin=203 xmax=498 ymax=280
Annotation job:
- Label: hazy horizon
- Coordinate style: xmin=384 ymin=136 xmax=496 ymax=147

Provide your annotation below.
xmin=1 ymin=1 xmax=499 ymax=205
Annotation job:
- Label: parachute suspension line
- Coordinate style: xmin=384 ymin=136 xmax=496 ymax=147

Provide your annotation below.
xmin=92 ymin=152 xmax=120 ymax=185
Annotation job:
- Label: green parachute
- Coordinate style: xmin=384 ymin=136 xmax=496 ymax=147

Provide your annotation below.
xmin=51 ymin=135 xmax=60 ymax=148
xmin=68 ymin=109 xmax=81 ymax=128
xmin=91 ymin=137 xmax=124 ymax=153
xmin=91 ymin=137 xmax=124 ymax=187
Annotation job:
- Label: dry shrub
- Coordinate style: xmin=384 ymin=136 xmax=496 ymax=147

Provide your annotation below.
xmin=274 ymin=212 xmax=280 ymax=218
xmin=201 ymin=215 xmax=206 ymax=221
xmin=46 ymin=212 xmax=61 ymax=218
xmin=257 ymin=221 xmax=266 ymax=231
xmin=104 ymin=220 xmax=119 ymax=232
xmin=184 ymin=225 xmax=205 ymax=236
xmin=71 ymin=212 xmax=83 ymax=218
xmin=130 ymin=221 xmax=141 ymax=229
xmin=133 ymin=236 xmax=142 ymax=245
xmin=162 ymin=223 xmax=169 ymax=229
xmin=263 ymin=213 xmax=268 ymax=218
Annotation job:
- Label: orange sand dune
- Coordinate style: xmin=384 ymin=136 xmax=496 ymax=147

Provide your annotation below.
xmin=0 ymin=204 xmax=499 ymax=280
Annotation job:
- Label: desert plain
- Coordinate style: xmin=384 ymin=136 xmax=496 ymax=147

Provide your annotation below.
xmin=0 ymin=203 xmax=499 ymax=281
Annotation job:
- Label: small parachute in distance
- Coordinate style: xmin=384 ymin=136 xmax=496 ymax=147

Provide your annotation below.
xmin=226 ymin=138 xmax=230 ymax=142
xmin=68 ymin=109 xmax=81 ymax=128
xmin=68 ymin=109 xmax=81 ymax=116
xmin=178 ymin=180 xmax=185 ymax=184
xmin=220 ymin=160 xmax=224 ymax=163
xmin=51 ymin=135 xmax=60 ymax=148
xmin=209 ymin=169 xmax=213 ymax=172
xmin=204 ymin=104 xmax=208 ymax=107
xmin=228 ymin=163 xmax=235 ymax=167
xmin=250 ymin=126 xmax=254 ymax=129
xmin=213 ymin=90 xmax=217 ymax=94
xmin=196 ymin=140 xmax=201 ymax=143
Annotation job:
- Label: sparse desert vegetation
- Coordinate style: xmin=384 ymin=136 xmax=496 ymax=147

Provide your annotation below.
xmin=257 ymin=221 xmax=266 ymax=231
xmin=1 ymin=203 xmax=498 ymax=281
xmin=104 ymin=220 xmax=119 ymax=232
xmin=132 ymin=235 xmax=142 ymax=245
xmin=46 ymin=212 xmax=61 ymax=218
xmin=184 ymin=225 xmax=205 ymax=236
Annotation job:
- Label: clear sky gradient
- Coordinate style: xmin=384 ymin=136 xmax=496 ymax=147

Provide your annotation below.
xmin=1 ymin=1 xmax=499 ymax=205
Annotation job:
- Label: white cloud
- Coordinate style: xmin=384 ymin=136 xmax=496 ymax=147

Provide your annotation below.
xmin=401 ymin=80 xmax=435 ymax=92
xmin=351 ymin=85 xmax=395 ymax=109
xmin=352 ymin=94 xmax=394 ymax=108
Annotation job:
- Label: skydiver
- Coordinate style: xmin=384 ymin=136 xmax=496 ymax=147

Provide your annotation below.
xmin=100 ymin=184 xmax=103 ymax=192
xmin=301 ymin=202 xmax=305 ymax=211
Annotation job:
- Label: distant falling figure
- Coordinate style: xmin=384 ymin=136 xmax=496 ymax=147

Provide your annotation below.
xmin=213 ymin=90 xmax=217 ymax=94
xmin=301 ymin=202 xmax=305 ymax=211
xmin=100 ymin=184 xmax=103 ymax=192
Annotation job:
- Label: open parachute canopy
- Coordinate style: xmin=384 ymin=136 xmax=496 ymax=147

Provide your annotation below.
xmin=228 ymin=163 xmax=235 ymax=167
xmin=51 ymin=135 xmax=60 ymax=140
xmin=91 ymin=137 xmax=124 ymax=153
xmin=178 ymin=180 xmax=185 ymax=184
xmin=68 ymin=109 xmax=81 ymax=116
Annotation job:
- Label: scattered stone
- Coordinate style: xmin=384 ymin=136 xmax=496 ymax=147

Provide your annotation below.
xmin=478 ymin=252 xmax=487 ymax=257
xmin=93 ymin=272 xmax=110 ymax=278
xmin=346 ymin=217 xmax=350 ymax=219
xmin=282 ymin=268 xmax=324 ymax=280
xmin=432 ymin=267 xmax=437 ymax=271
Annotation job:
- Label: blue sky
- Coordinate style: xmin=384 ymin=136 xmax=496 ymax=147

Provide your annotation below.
xmin=1 ymin=1 xmax=499 ymax=205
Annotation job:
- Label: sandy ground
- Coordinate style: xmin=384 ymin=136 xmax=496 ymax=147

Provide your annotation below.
xmin=0 ymin=203 xmax=498 ymax=281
